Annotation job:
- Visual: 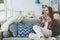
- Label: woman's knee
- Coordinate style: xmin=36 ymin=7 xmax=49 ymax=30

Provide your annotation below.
xmin=48 ymin=30 xmax=52 ymax=37
xmin=33 ymin=25 xmax=39 ymax=30
xmin=29 ymin=33 xmax=34 ymax=39
xmin=29 ymin=33 xmax=37 ymax=39
xmin=44 ymin=30 xmax=52 ymax=37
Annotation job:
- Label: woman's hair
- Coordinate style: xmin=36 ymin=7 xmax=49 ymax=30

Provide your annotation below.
xmin=45 ymin=6 xmax=54 ymax=20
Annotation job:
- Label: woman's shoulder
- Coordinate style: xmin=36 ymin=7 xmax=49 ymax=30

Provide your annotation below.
xmin=49 ymin=19 xmax=55 ymax=24
xmin=53 ymin=19 xmax=57 ymax=22
xmin=50 ymin=19 xmax=56 ymax=25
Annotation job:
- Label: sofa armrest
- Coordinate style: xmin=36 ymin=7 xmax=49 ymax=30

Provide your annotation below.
xmin=0 ymin=32 xmax=3 ymax=40
xmin=3 ymin=31 xmax=11 ymax=38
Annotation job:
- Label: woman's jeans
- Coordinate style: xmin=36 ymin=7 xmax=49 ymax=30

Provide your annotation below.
xmin=29 ymin=25 xmax=52 ymax=39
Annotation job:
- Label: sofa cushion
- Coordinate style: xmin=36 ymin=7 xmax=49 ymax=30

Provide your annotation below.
xmin=52 ymin=19 xmax=60 ymax=36
xmin=21 ymin=18 xmax=39 ymax=25
xmin=3 ymin=31 xmax=10 ymax=38
xmin=3 ymin=38 xmax=31 ymax=40
xmin=17 ymin=23 xmax=34 ymax=37
xmin=9 ymin=23 xmax=18 ymax=37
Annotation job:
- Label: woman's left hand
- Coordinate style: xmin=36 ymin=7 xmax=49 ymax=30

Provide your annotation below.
xmin=46 ymin=16 xmax=51 ymax=22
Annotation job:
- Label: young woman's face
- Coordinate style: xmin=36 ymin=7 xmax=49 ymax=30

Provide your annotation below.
xmin=44 ymin=8 xmax=50 ymax=16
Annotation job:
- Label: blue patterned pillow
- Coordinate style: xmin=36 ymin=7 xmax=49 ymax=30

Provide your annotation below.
xmin=17 ymin=23 xmax=34 ymax=37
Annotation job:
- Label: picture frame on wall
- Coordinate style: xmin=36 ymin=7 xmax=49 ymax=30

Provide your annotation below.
xmin=42 ymin=5 xmax=47 ymax=8
xmin=50 ymin=0 xmax=58 ymax=11
xmin=35 ymin=0 xmax=40 ymax=4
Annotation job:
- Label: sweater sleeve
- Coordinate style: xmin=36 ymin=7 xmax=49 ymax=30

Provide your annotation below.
xmin=48 ymin=20 xmax=55 ymax=30
xmin=37 ymin=17 xmax=44 ymax=27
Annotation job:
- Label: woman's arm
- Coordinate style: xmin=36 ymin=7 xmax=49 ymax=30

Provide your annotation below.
xmin=48 ymin=20 xmax=55 ymax=30
xmin=37 ymin=16 xmax=45 ymax=27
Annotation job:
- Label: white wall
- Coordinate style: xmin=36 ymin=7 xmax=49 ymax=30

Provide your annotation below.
xmin=12 ymin=0 xmax=41 ymax=17
xmin=4 ymin=0 xmax=13 ymax=19
xmin=11 ymin=0 xmax=51 ymax=17
xmin=4 ymin=0 xmax=51 ymax=18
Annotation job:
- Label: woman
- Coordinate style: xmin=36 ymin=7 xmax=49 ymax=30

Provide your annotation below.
xmin=29 ymin=6 xmax=55 ymax=40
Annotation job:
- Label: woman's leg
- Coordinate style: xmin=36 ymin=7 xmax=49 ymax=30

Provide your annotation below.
xmin=40 ymin=28 xmax=52 ymax=40
xmin=33 ymin=25 xmax=45 ymax=40
xmin=33 ymin=25 xmax=52 ymax=40
xmin=29 ymin=33 xmax=41 ymax=40
xmin=41 ymin=28 xmax=52 ymax=37
xmin=33 ymin=25 xmax=44 ymax=37
xmin=33 ymin=25 xmax=52 ymax=37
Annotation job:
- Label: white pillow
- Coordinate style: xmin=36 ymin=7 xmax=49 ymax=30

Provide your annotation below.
xmin=14 ymin=13 xmax=23 ymax=23
xmin=22 ymin=11 xmax=35 ymax=18
xmin=1 ymin=20 xmax=13 ymax=31
xmin=1 ymin=13 xmax=23 ymax=31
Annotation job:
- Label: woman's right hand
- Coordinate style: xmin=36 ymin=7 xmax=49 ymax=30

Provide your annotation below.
xmin=41 ymin=18 xmax=45 ymax=23
xmin=41 ymin=15 xmax=46 ymax=23
xmin=39 ymin=14 xmax=46 ymax=23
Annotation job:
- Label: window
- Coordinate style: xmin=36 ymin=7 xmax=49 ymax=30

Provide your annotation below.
xmin=0 ymin=0 xmax=6 ymax=21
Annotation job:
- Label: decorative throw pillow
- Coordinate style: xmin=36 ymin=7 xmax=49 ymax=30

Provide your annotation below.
xmin=9 ymin=23 xmax=18 ymax=37
xmin=17 ymin=23 xmax=34 ymax=37
xmin=1 ymin=13 xmax=23 ymax=31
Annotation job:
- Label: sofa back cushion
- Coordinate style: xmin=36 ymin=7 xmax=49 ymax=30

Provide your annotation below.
xmin=21 ymin=18 xmax=39 ymax=25
xmin=52 ymin=19 xmax=60 ymax=36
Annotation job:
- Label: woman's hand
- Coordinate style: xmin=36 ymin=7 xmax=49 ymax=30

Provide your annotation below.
xmin=40 ymin=14 xmax=46 ymax=23
xmin=41 ymin=18 xmax=45 ymax=23
xmin=46 ymin=16 xmax=51 ymax=22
